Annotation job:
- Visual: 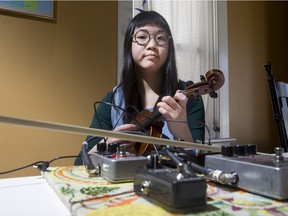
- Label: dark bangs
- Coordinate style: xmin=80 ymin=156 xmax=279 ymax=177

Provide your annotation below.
xmin=130 ymin=11 xmax=172 ymax=36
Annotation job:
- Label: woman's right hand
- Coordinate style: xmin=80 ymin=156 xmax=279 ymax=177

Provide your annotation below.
xmin=88 ymin=123 xmax=136 ymax=154
xmin=106 ymin=123 xmax=136 ymax=144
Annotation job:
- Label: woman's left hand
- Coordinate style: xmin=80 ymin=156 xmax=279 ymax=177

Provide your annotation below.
xmin=157 ymin=90 xmax=187 ymax=121
xmin=157 ymin=90 xmax=193 ymax=142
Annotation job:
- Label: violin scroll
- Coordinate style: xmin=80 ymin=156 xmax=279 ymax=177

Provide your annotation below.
xmin=205 ymin=69 xmax=225 ymax=91
xmin=183 ymin=69 xmax=225 ymax=99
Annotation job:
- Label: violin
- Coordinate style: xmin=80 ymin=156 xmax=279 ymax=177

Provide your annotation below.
xmin=131 ymin=69 xmax=225 ymax=156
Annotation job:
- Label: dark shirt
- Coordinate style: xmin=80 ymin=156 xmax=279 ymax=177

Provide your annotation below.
xmin=74 ymin=92 xmax=205 ymax=165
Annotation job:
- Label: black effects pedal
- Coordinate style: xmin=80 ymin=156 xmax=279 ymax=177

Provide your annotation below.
xmin=134 ymin=150 xmax=207 ymax=212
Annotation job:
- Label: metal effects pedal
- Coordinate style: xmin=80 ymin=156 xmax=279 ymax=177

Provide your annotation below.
xmin=90 ymin=143 xmax=147 ymax=183
xmin=205 ymin=145 xmax=288 ymax=200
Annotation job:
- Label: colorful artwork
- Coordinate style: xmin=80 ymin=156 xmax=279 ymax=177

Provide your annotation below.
xmin=0 ymin=0 xmax=54 ymax=19
xmin=44 ymin=166 xmax=288 ymax=216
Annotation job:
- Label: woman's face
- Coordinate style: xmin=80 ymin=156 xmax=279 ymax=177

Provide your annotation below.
xmin=131 ymin=25 xmax=169 ymax=75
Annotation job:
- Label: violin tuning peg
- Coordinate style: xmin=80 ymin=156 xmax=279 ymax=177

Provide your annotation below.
xmin=209 ymin=89 xmax=218 ymax=98
xmin=185 ymin=80 xmax=194 ymax=86
xmin=200 ymin=75 xmax=206 ymax=82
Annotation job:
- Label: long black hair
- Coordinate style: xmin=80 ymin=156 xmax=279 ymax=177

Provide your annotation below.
xmin=119 ymin=11 xmax=179 ymax=123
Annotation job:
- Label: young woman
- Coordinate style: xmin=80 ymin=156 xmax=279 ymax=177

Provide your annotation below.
xmin=74 ymin=11 xmax=205 ymax=165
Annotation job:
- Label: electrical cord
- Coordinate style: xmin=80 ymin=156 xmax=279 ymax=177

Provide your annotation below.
xmin=0 ymin=155 xmax=79 ymax=175
xmin=85 ymin=101 xmax=160 ymax=154
xmin=93 ymin=101 xmax=143 ymax=131
xmin=164 ymin=148 xmax=196 ymax=178
xmin=93 ymin=101 xmax=165 ymax=135
xmin=164 ymin=119 xmax=211 ymax=145
xmin=84 ymin=100 xmax=209 ymax=173
xmin=82 ymin=101 xmax=152 ymax=173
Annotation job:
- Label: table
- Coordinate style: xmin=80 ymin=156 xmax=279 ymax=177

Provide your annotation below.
xmin=1 ymin=166 xmax=288 ymax=216
xmin=0 ymin=175 xmax=71 ymax=216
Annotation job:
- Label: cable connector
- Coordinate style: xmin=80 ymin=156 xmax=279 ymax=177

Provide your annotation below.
xmin=206 ymin=168 xmax=238 ymax=184
xmin=82 ymin=141 xmax=99 ymax=176
xmin=33 ymin=162 xmax=50 ymax=172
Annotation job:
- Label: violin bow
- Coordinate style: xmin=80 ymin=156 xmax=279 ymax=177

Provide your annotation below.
xmin=0 ymin=114 xmax=221 ymax=152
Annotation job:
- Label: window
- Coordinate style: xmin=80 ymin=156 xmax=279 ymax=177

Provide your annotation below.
xmin=118 ymin=0 xmax=229 ymax=141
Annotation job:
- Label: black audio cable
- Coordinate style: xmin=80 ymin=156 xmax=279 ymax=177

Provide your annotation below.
xmin=161 ymin=148 xmax=238 ymax=184
xmin=0 ymin=155 xmax=79 ymax=175
xmin=187 ymin=161 xmax=239 ymax=185
xmin=164 ymin=148 xmax=196 ymax=178
xmin=81 ymin=140 xmax=99 ymax=175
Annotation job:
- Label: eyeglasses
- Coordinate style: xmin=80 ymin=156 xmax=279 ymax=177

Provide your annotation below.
xmin=132 ymin=30 xmax=171 ymax=46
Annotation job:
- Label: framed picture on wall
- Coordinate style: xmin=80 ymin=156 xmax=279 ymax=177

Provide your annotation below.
xmin=0 ymin=0 xmax=55 ymax=21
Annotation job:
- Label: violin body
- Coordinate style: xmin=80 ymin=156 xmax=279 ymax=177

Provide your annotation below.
xmin=131 ymin=69 xmax=225 ymax=156
xmin=131 ymin=109 xmax=164 ymax=156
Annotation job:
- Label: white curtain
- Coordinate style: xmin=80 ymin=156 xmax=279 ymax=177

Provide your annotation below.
xmin=147 ymin=0 xmax=218 ymax=140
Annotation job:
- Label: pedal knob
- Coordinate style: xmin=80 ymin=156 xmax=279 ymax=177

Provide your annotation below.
xmin=245 ymin=144 xmax=257 ymax=155
xmin=108 ymin=142 xmax=121 ymax=153
xmin=233 ymin=145 xmax=246 ymax=156
xmin=97 ymin=142 xmax=106 ymax=152
xmin=221 ymin=145 xmax=233 ymax=157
